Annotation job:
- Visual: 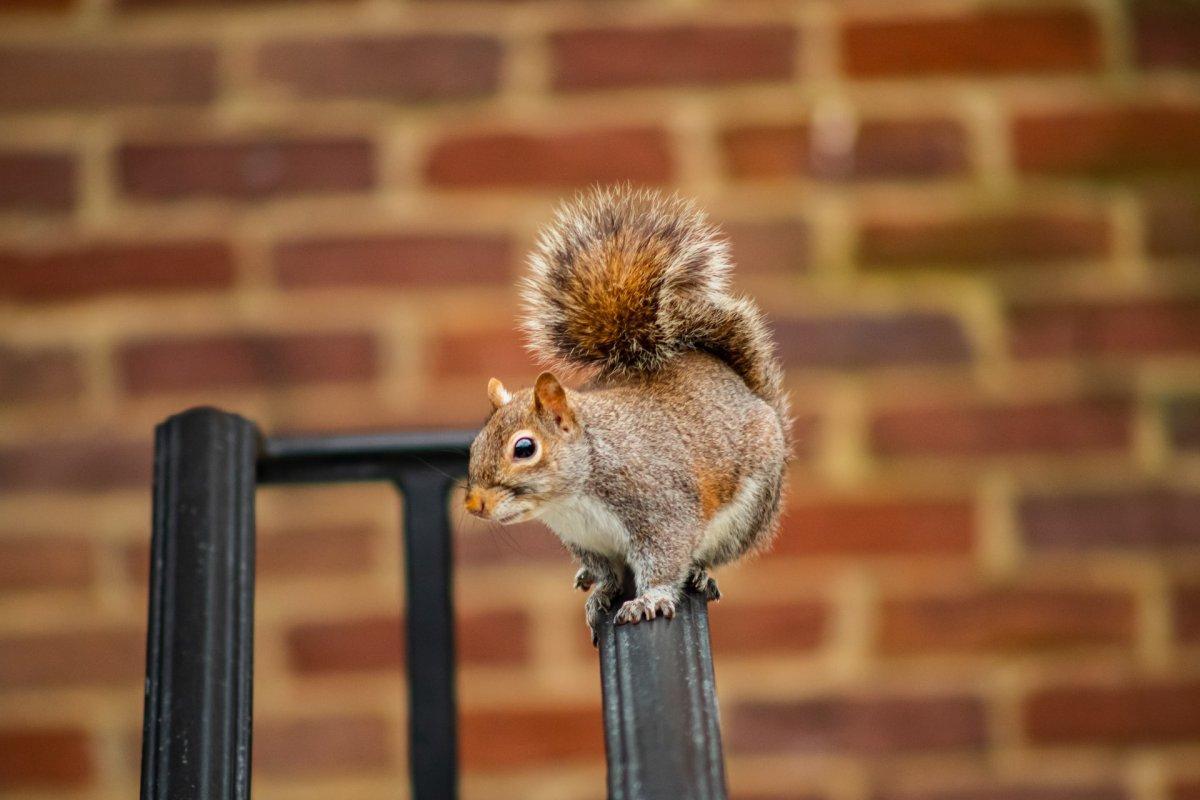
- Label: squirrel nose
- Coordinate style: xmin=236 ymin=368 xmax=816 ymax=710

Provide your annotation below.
xmin=464 ymin=489 xmax=487 ymax=517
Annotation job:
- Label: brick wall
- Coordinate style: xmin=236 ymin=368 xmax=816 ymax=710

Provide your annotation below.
xmin=1 ymin=0 xmax=1198 ymax=799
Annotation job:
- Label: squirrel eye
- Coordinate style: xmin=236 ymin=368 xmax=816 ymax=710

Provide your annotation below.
xmin=512 ymin=437 xmax=537 ymax=460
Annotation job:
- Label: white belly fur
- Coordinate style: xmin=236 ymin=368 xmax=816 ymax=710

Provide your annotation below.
xmin=540 ymin=494 xmax=631 ymax=559
xmin=540 ymin=476 xmax=762 ymax=564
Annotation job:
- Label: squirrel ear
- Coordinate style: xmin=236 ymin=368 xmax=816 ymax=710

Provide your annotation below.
xmin=487 ymin=377 xmax=511 ymax=409
xmin=534 ymin=371 xmax=576 ymax=433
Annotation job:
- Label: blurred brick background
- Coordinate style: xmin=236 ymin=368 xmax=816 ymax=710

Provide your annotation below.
xmin=1 ymin=0 xmax=1199 ymax=798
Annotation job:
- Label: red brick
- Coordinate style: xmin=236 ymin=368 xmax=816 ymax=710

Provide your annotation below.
xmin=1168 ymin=398 xmax=1200 ymax=450
xmin=1010 ymin=300 xmax=1200 ymax=358
xmin=254 ymin=715 xmax=392 ymax=776
xmin=842 ymin=8 xmax=1102 ymax=78
xmin=859 ymin=211 xmax=1111 ymax=269
xmin=1025 ymin=680 xmax=1200 ymax=744
xmin=0 ymin=438 xmax=151 ymax=490
xmin=120 ymin=0 xmax=351 ymax=7
xmin=118 ymin=332 xmax=378 ymax=394
xmin=119 ymin=138 xmax=375 ymax=200
xmin=275 ymin=234 xmax=513 ymax=289
xmin=728 ymin=694 xmax=986 ymax=755
xmin=879 ymin=588 xmax=1135 ymax=654
xmin=871 ymin=399 xmax=1131 ymax=457
xmin=0 ymin=45 xmax=215 ymax=109
xmin=127 ymin=524 xmax=375 ymax=584
xmin=1145 ymin=192 xmax=1200 ymax=257
xmin=0 ymin=344 xmax=83 ymax=402
xmin=460 ymin=707 xmax=603 ymax=770
xmin=723 ymin=219 xmax=810 ymax=275
xmin=0 ymin=729 xmax=91 ymax=789
xmin=0 ymin=536 xmax=92 ymax=592
xmin=424 ymin=127 xmax=674 ymax=188
xmin=1174 ymin=585 xmax=1200 ymax=644
xmin=286 ymin=609 xmax=529 ymax=673
xmin=1014 ymin=104 xmax=1200 ymax=176
xmin=776 ymin=499 xmax=975 ymax=557
xmin=257 ymin=35 xmax=501 ymax=101
xmin=1134 ymin=2 xmax=1200 ymax=69
xmin=1174 ymin=782 xmax=1200 ymax=800
xmin=0 ymin=0 xmax=75 ymax=10
xmin=552 ymin=25 xmax=797 ymax=91
xmin=874 ymin=786 xmax=1128 ymax=800
xmin=432 ymin=327 xmax=530 ymax=380
xmin=0 ymin=151 xmax=74 ymax=211
xmin=709 ymin=600 xmax=828 ymax=654
xmin=0 ymin=241 xmax=234 ymax=302
xmin=774 ymin=312 xmax=971 ymax=368
xmin=0 ymin=628 xmax=144 ymax=687
xmin=724 ymin=119 xmax=969 ymax=181
xmin=1021 ymin=490 xmax=1200 ymax=550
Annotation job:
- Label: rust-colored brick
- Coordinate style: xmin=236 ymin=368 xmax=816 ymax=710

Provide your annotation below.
xmin=425 ymin=127 xmax=674 ymax=188
xmin=879 ymin=588 xmax=1136 ymax=654
xmin=871 ymin=399 xmax=1131 ymax=457
xmin=1025 ymin=681 xmax=1200 ymax=744
xmin=0 ymin=151 xmax=75 ymax=211
xmin=275 ymin=233 xmax=513 ymax=289
xmin=860 ymin=211 xmax=1111 ymax=269
xmin=0 ymin=729 xmax=92 ymax=788
xmin=0 ymin=44 xmax=215 ymax=109
xmin=0 ymin=241 xmax=234 ymax=301
xmin=256 ymin=35 xmax=502 ymax=101
xmin=842 ymin=8 xmax=1102 ymax=78
xmin=728 ymin=694 xmax=987 ymax=755
xmin=775 ymin=499 xmax=975 ymax=558
xmin=552 ymin=25 xmax=798 ymax=91
xmin=119 ymin=138 xmax=376 ymax=200
xmin=286 ymin=609 xmax=530 ymax=672
xmin=118 ymin=332 xmax=378 ymax=394
xmin=724 ymin=118 xmax=970 ymax=181
xmin=1014 ymin=103 xmax=1200 ymax=176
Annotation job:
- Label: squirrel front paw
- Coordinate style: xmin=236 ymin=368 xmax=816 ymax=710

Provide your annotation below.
xmin=574 ymin=567 xmax=597 ymax=592
xmin=687 ymin=567 xmax=721 ymax=602
xmin=614 ymin=590 xmax=676 ymax=625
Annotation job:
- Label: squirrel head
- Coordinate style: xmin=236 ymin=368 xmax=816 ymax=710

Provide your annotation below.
xmin=464 ymin=371 xmax=588 ymax=524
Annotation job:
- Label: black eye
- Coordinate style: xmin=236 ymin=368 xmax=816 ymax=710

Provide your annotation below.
xmin=512 ymin=437 xmax=537 ymax=460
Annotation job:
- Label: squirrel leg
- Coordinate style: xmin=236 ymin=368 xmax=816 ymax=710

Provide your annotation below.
xmin=615 ymin=533 xmax=694 ymax=625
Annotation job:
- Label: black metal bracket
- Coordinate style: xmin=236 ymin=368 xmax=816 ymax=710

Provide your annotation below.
xmin=140 ymin=407 xmax=730 ymax=800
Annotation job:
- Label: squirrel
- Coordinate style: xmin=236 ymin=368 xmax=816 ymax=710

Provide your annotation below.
xmin=464 ymin=185 xmax=789 ymax=640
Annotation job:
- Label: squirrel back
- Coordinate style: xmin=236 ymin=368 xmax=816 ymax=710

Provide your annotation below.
xmin=521 ymin=185 xmax=788 ymax=429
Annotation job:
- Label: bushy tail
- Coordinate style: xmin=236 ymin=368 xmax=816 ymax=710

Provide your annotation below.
xmin=521 ymin=185 xmax=787 ymax=422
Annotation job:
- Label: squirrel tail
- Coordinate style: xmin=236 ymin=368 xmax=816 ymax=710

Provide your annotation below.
xmin=521 ymin=185 xmax=788 ymax=423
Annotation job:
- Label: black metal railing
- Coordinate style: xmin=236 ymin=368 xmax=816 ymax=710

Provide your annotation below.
xmin=139 ymin=406 xmax=728 ymax=800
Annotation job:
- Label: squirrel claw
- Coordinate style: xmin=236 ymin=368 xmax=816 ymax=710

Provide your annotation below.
xmin=573 ymin=567 xmax=597 ymax=592
xmin=615 ymin=592 xmax=676 ymax=625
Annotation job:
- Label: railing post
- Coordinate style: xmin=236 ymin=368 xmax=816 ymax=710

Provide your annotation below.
xmin=395 ymin=468 xmax=459 ymax=800
xmin=140 ymin=408 xmax=258 ymax=800
xmin=598 ymin=572 xmax=729 ymax=800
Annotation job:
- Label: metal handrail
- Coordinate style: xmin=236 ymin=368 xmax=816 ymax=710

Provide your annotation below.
xmin=139 ymin=406 xmax=728 ymax=800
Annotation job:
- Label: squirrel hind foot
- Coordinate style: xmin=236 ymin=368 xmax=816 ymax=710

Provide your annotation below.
xmin=614 ymin=590 xmax=677 ymax=625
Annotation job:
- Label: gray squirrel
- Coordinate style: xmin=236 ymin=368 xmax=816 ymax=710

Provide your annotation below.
xmin=464 ymin=185 xmax=790 ymax=640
